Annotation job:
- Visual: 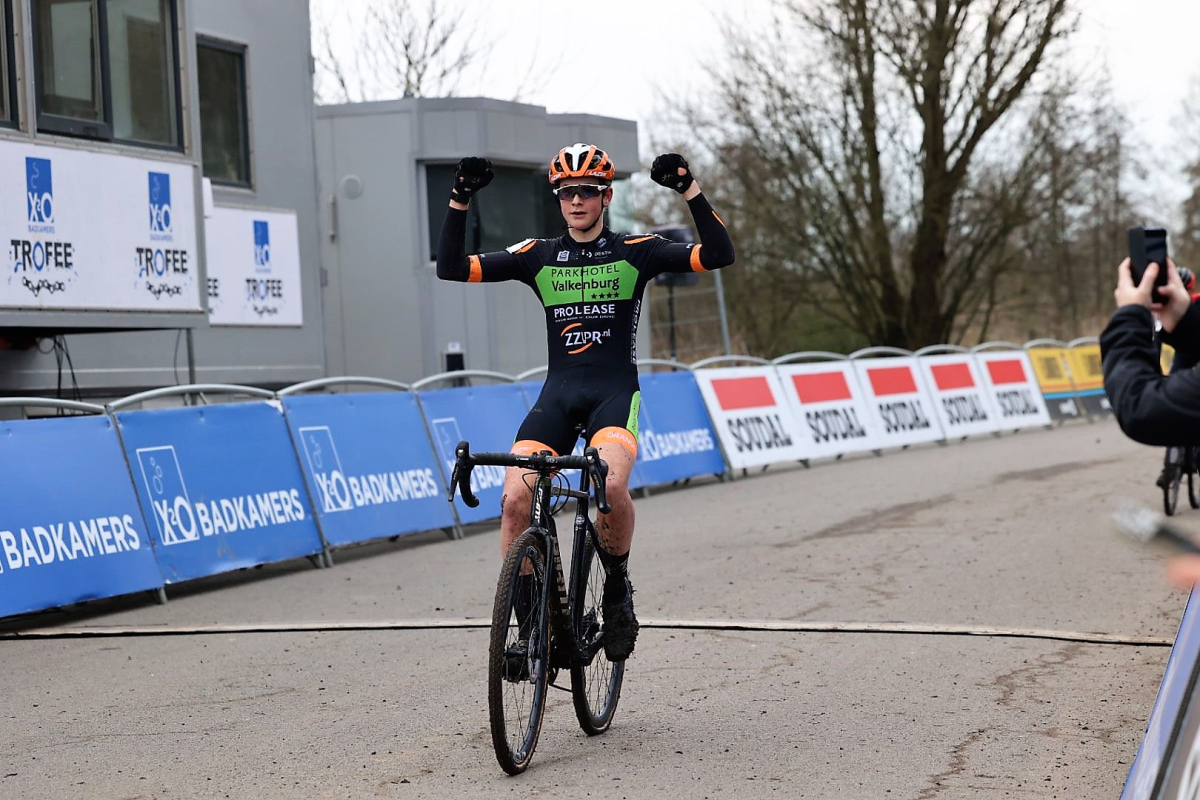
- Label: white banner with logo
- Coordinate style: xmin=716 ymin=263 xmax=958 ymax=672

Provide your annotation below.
xmin=205 ymin=206 xmax=303 ymax=326
xmin=851 ymin=358 xmax=947 ymax=448
xmin=974 ymin=351 xmax=1053 ymax=430
xmin=775 ymin=361 xmax=882 ymax=458
xmin=0 ymin=140 xmax=199 ymax=310
xmin=915 ymin=354 xmax=1002 ymax=439
xmin=692 ymin=367 xmax=809 ymax=469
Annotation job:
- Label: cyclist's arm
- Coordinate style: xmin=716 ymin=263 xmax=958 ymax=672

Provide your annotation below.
xmin=436 ymin=205 xmax=529 ymax=283
xmin=642 ymin=193 xmax=735 ymax=276
xmin=1102 ymin=304 xmax=1200 ymax=446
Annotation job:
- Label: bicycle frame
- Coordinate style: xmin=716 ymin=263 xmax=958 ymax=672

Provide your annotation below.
xmin=527 ymin=467 xmax=605 ymax=670
xmin=450 ymin=439 xmax=611 ymax=669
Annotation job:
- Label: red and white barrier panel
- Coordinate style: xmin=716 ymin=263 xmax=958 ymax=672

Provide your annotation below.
xmin=775 ymin=362 xmax=881 ymax=458
xmin=693 ymin=367 xmax=809 ymax=469
xmin=916 ymin=354 xmax=1001 ymax=439
xmin=852 ymin=358 xmax=947 ymax=448
xmin=974 ymin=351 xmax=1052 ymax=430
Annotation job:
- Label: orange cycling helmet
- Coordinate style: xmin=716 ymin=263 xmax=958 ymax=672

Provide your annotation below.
xmin=548 ymin=143 xmax=616 ymax=185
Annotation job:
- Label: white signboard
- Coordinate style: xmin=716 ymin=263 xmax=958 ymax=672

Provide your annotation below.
xmin=975 ymin=351 xmax=1053 ymax=430
xmin=851 ymin=357 xmax=947 ymax=448
xmin=0 ymin=140 xmax=199 ymax=311
xmin=693 ymin=367 xmax=808 ymax=469
xmin=915 ymin=354 xmax=1002 ymax=439
xmin=775 ymin=361 xmax=881 ymax=458
xmin=205 ymin=206 xmax=303 ymax=326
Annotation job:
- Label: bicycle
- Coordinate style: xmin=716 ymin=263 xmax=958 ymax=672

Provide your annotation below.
xmin=449 ymin=439 xmax=626 ymax=775
xmin=1158 ymin=445 xmax=1200 ymax=516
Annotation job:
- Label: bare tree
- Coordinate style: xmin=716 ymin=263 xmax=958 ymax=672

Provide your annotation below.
xmin=312 ymin=0 xmax=557 ymax=105
xmin=683 ymin=0 xmax=1074 ymax=349
xmin=314 ymin=0 xmax=485 ymax=103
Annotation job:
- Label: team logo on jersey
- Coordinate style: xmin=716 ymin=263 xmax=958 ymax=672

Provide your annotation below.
xmin=557 ymin=250 xmax=569 ymax=262
xmin=560 ymin=323 xmax=609 ymax=354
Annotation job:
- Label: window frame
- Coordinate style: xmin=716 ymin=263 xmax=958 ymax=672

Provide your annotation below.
xmin=196 ymin=34 xmax=251 ymax=188
xmin=32 ymin=0 xmax=184 ymax=150
xmin=0 ymin=0 xmax=17 ymax=129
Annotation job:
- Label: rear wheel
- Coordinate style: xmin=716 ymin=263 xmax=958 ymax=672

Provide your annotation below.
xmin=570 ymin=521 xmax=624 ymax=735
xmin=1164 ymin=448 xmax=1183 ymax=517
xmin=488 ymin=531 xmax=550 ymax=775
xmin=1189 ymin=450 xmax=1200 ymax=510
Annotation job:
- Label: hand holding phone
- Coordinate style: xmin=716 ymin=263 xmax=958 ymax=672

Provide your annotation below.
xmin=1129 ymin=227 xmax=1170 ymax=303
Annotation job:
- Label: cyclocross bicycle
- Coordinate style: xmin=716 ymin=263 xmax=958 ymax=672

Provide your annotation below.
xmin=1160 ymin=445 xmax=1200 ymax=516
xmin=449 ymin=440 xmax=626 ymax=775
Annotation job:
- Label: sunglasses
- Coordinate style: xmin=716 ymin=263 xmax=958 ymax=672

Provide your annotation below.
xmin=553 ymin=184 xmax=609 ymax=201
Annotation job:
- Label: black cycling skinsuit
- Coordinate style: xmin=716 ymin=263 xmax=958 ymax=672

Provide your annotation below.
xmin=436 ymin=193 xmax=735 ymax=456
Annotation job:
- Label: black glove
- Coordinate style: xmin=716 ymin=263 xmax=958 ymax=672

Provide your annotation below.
xmin=650 ymin=153 xmax=695 ymax=194
xmin=451 ymin=157 xmax=494 ymax=204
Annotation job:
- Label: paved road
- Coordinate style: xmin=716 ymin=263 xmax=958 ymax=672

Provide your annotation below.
xmin=1 ymin=421 xmax=1188 ymax=798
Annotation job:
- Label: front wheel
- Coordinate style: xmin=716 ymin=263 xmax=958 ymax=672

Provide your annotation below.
xmin=488 ymin=531 xmax=551 ymax=775
xmin=570 ymin=521 xmax=625 ymax=735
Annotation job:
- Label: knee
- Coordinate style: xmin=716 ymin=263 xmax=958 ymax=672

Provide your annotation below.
xmin=602 ymin=479 xmax=632 ymax=510
xmin=501 ymin=488 xmax=531 ymax=526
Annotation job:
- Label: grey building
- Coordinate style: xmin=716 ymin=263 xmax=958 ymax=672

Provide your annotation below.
xmin=0 ymin=2 xmax=642 ymax=399
xmin=315 ymin=98 xmax=641 ymax=381
xmin=0 ymin=0 xmax=324 ymax=397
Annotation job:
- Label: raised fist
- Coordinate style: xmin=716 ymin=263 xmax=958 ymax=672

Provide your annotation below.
xmin=650 ymin=153 xmax=694 ymax=194
xmin=451 ymin=157 xmax=494 ymax=203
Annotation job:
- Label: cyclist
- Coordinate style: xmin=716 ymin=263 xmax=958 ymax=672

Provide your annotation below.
xmin=436 ymin=144 xmax=735 ymax=661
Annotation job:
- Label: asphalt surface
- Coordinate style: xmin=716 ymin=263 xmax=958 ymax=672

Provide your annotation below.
xmin=1 ymin=420 xmax=1189 ymax=798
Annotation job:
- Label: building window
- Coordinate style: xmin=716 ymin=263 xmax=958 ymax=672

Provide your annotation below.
xmin=33 ymin=0 xmax=181 ymax=146
xmin=0 ymin=1 xmax=14 ymax=125
xmin=426 ymin=165 xmax=564 ymax=260
xmin=197 ymin=37 xmax=250 ymax=186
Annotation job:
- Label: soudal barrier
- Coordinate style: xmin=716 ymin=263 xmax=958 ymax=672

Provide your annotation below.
xmin=281 ymin=389 xmax=455 ymax=546
xmin=634 ymin=369 xmax=725 ymax=485
xmin=1066 ymin=339 xmax=1110 ymax=418
xmin=692 ymin=364 xmax=808 ymax=469
xmin=1123 ymin=591 xmax=1200 ymax=799
xmin=1025 ymin=343 xmax=1083 ymax=421
xmin=914 ymin=350 xmax=1001 ymax=439
xmin=773 ymin=357 xmax=882 ymax=458
xmin=974 ymin=349 xmax=1054 ymax=430
xmin=850 ymin=352 xmax=946 ymax=448
xmin=416 ymin=380 xmax=532 ymax=524
xmin=0 ymin=405 xmax=164 ymax=617
xmin=113 ymin=397 xmax=326 ymax=583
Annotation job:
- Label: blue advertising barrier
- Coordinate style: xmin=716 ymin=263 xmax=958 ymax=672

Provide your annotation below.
xmin=0 ymin=413 xmax=164 ymax=617
xmin=114 ymin=401 xmax=326 ymax=583
xmin=417 ymin=383 xmax=531 ymax=524
xmin=635 ymin=371 xmax=726 ymax=487
xmin=282 ymin=392 xmax=455 ymax=545
xmin=1123 ymin=590 xmax=1200 ymax=798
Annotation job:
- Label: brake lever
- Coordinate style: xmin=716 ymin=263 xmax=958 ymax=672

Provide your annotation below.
xmin=451 ymin=441 xmax=480 ymax=508
xmin=585 ymin=446 xmax=611 ymax=515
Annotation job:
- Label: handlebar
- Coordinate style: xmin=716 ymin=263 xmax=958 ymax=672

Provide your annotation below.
xmin=449 ymin=440 xmax=611 ymax=514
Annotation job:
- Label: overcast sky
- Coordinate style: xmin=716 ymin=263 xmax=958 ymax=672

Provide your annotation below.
xmin=311 ymin=0 xmax=1200 ymax=215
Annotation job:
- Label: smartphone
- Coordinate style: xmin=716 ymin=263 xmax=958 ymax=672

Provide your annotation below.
xmin=1129 ymin=227 xmax=1170 ymax=302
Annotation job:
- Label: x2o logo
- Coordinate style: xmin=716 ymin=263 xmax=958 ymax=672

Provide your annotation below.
xmin=149 ymin=172 xmax=172 ymax=235
xmin=253 ymin=220 xmax=270 ymax=269
xmin=136 ymin=446 xmax=197 ymax=545
xmin=25 ymin=157 xmax=54 ymax=227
